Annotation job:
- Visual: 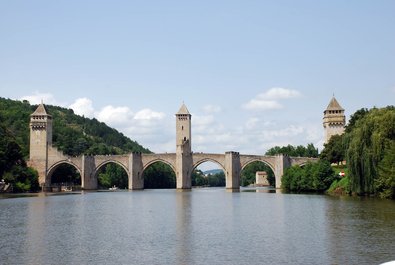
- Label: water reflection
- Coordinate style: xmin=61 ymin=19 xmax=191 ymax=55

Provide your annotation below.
xmin=1 ymin=190 xmax=394 ymax=265
xmin=175 ymin=191 xmax=192 ymax=265
xmin=326 ymin=196 xmax=395 ymax=265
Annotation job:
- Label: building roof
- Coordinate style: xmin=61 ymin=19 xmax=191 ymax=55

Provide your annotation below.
xmin=31 ymin=102 xmax=50 ymax=116
xmin=326 ymin=97 xmax=344 ymax=111
xmin=176 ymin=103 xmax=190 ymax=115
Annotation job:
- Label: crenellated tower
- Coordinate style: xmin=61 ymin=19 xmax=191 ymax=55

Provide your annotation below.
xmin=175 ymin=103 xmax=193 ymax=189
xmin=323 ymin=96 xmax=346 ymax=144
xmin=29 ymin=102 xmax=53 ymax=185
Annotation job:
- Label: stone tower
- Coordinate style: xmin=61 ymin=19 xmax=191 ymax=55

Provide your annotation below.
xmin=29 ymin=102 xmax=52 ymax=185
xmin=175 ymin=103 xmax=193 ymax=189
xmin=323 ymin=96 xmax=345 ymax=144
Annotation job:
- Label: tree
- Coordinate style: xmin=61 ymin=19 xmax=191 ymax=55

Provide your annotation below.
xmin=143 ymin=162 xmax=176 ymax=189
xmin=320 ymin=134 xmax=345 ymax=164
xmin=266 ymin=144 xmax=319 ymax=158
xmin=281 ymin=160 xmax=335 ymax=192
xmin=346 ymin=106 xmax=395 ymax=196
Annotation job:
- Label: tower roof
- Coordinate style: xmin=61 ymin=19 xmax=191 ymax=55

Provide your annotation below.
xmin=176 ymin=103 xmax=190 ymax=115
xmin=31 ymin=102 xmax=50 ymax=116
xmin=326 ymin=97 xmax=344 ymax=111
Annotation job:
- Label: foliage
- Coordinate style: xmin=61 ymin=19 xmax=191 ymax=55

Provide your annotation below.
xmin=192 ymin=169 xmax=225 ymax=187
xmin=327 ymin=176 xmax=351 ymax=195
xmin=0 ymin=122 xmax=39 ymax=192
xmin=346 ymin=106 xmax=395 ymax=196
xmin=0 ymin=97 xmax=150 ymax=157
xmin=241 ymin=161 xmax=275 ymax=187
xmin=144 ymin=162 xmax=176 ymax=189
xmin=281 ymin=160 xmax=335 ymax=192
xmin=98 ymin=163 xmax=128 ymax=189
xmin=345 ymin=108 xmax=368 ymax=133
xmin=266 ymin=143 xmax=319 ymax=158
xmin=375 ymin=141 xmax=395 ymax=199
xmin=320 ymin=134 xmax=346 ymax=164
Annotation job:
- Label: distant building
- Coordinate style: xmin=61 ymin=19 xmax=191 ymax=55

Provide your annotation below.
xmin=255 ymin=171 xmax=269 ymax=186
xmin=323 ymin=96 xmax=346 ymax=144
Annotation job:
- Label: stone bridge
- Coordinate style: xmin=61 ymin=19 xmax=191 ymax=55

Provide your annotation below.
xmin=28 ymin=102 xmax=318 ymax=191
xmin=39 ymin=147 xmax=316 ymax=190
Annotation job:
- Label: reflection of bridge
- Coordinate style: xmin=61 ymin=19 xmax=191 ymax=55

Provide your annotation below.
xmin=28 ymin=103 xmax=317 ymax=190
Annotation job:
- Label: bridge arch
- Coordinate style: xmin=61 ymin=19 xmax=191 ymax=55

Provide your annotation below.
xmin=241 ymin=159 xmax=275 ymax=174
xmin=192 ymin=158 xmax=225 ymax=172
xmin=94 ymin=160 xmax=130 ymax=178
xmin=142 ymin=159 xmax=176 ymax=174
xmin=47 ymin=160 xmax=82 ymax=186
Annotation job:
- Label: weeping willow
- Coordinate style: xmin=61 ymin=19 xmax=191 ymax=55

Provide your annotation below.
xmin=346 ymin=107 xmax=395 ymax=196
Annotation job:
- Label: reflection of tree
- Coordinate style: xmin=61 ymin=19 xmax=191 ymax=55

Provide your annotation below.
xmin=326 ymin=197 xmax=395 ymax=264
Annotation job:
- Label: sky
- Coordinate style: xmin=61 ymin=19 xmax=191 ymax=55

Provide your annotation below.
xmin=1 ymin=0 xmax=394 ymax=168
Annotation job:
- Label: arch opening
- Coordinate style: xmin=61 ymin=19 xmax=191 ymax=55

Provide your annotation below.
xmin=192 ymin=161 xmax=225 ymax=188
xmin=143 ymin=161 xmax=176 ymax=189
xmin=49 ymin=163 xmax=81 ymax=191
xmin=241 ymin=160 xmax=275 ymax=187
xmin=96 ymin=162 xmax=129 ymax=190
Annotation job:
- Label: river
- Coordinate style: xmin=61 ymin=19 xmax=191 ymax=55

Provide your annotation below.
xmin=0 ymin=188 xmax=394 ymax=265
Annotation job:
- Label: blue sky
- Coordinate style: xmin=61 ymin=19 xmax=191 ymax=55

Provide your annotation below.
xmin=1 ymin=1 xmax=394 ymax=160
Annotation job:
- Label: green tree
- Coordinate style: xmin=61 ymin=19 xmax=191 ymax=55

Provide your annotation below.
xmin=320 ymin=134 xmax=345 ymax=164
xmin=376 ymin=142 xmax=395 ymax=199
xmin=0 ymin=122 xmax=39 ymax=192
xmin=346 ymin=107 xmax=395 ymax=196
xmin=143 ymin=162 xmax=176 ymax=189
xmin=281 ymin=160 xmax=335 ymax=192
xmin=266 ymin=144 xmax=319 ymax=158
xmin=97 ymin=163 xmax=128 ymax=189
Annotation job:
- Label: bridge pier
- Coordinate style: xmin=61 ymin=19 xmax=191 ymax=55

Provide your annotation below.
xmin=129 ymin=152 xmax=144 ymax=190
xmin=274 ymin=154 xmax=291 ymax=189
xmin=225 ymin=152 xmax=241 ymax=191
xmin=81 ymin=155 xmax=97 ymax=190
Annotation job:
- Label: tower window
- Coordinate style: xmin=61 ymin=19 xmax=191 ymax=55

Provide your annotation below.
xmin=182 ymin=126 xmax=184 ymax=130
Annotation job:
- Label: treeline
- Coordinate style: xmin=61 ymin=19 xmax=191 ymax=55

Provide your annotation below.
xmin=266 ymin=143 xmax=319 ymax=158
xmin=192 ymin=169 xmax=225 ymax=187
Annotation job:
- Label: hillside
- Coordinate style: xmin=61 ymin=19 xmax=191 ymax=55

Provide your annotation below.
xmin=0 ymin=97 xmax=150 ymax=158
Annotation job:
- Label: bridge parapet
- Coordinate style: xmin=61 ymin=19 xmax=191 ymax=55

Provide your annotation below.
xmin=141 ymin=153 xmax=177 ymax=171
xmin=289 ymin=157 xmax=319 ymax=166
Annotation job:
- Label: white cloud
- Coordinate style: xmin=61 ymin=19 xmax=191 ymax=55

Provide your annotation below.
xmin=243 ymin=99 xmax=283 ymax=110
xmin=134 ymin=109 xmax=165 ymax=120
xmin=245 ymin=117 xmax=260 ymax=130
xmin=202 ymin=105 xmax=222 ymax=114
xmin=21 ymin=91 xmax=64 ymax=106
xmin=243 ymin=87 xmax=301 ymax=111
xmin=260 ymin=87 xmax=301 ymax=100
xmin=69 ymin=97 xmax=95 ymax=118
xmin=96 ymin=105 xmax=134 ymax=127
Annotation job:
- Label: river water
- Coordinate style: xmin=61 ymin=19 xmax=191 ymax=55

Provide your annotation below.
xmin=0 ymin=188 xmax=394 ymax=265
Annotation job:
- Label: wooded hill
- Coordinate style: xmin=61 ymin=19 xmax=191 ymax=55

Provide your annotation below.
xmin=0 ymin=97 xmax=150 ymax=158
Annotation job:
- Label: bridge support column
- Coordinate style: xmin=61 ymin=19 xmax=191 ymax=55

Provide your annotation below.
xmin=176 ymin=150 xmax=192 ymax=190
xmin=225 ymin=152 xmax=240 ymax=191
xmin=81 ymin=155 xmax=97 ymax=190
xmin=274 ymin=154 xmax=291 ymax=189
xmin=129 ymin=152 xmax=144 ymax=190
